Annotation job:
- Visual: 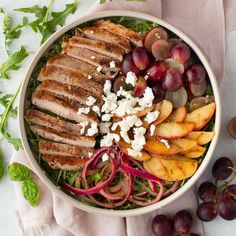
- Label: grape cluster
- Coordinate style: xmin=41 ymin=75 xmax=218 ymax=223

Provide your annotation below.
xmin=151 ymin=210 xmax=197 ymax=236
xmin=197 ymin=157 xmax=236 ymax=222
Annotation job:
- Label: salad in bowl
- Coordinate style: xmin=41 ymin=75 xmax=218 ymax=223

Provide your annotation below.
xmin=20 ymin=11 xmax=220 ymax=216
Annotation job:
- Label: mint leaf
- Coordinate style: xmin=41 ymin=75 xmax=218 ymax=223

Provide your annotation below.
xmin=22 ymin=179 xmax=40 ymax=207
xmin=0 ymin=46 xmax=28 ymax=79
xmin=8 ymin=163 xmax=31 ymax=181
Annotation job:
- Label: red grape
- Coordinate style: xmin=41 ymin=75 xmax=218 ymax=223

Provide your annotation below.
xmin=144 ymin=27 xmax=168 ymax=52
xmin=168 ymin=38 xmax=182 ymax=47
xmin=189 ymin=96 xmax=215 ymax=112
xmin=132 ymin=77 xmax=147 ymax=97
xmin=152 ymin=83 xmax=165 ymax=103
xmin=170 ymin=42 xmax=191 ymax=64
xmin=212 ymin=157 xmax=233 ymax=181
xmin=185 ymin=65 xmax=206 ymax=84
xmin=223 ymin=185 xmax=236 ymax=200
xmin=151 ymin=39 xmax=170 ymax=61
xmin=196 ymin=202 xmax=217 ymax=222
xmin=217 ymin=194 xmax=236 ymax=221
xmin=145 ymin=61 xmax=167 ymax=82
xmin=113 ymin=76 xmax=133 ymax=93
xmin=165 ymin=87 xmax=188 ymax=109
xmin=151 ymin=214 xmax=173 ymax=236
xmin=198 ymin=181 xmax=217 ymax=203
xmin=162 ymin=68 xmax=183 ymax=92
xmin=121 ymin=52 xmax=139 ymax=76
xmin=173 ymin=210 xmax=193 ymax=233
xmin=132 ymin=47 xmax=151 ymax=70
xmin=189 ymin=80 xmax=206 ymax=97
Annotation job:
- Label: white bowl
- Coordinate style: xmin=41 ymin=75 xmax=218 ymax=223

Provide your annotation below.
xmin=19 ymin=10 xmax=221 ymax=217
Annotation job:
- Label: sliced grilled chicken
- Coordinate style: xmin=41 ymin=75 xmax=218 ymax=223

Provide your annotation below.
xmin=42 ymin=154 xmax=87 ymax=170
xmin=81 ymin=26 xmax=132 ymax=53
xmin=32 ymin=88 xmax=99 ymax=124
xmin=38 ymin=66 xmax=103 ymax=98
xmin=26 ymin=109 xmax=91 ymax=136
xmin=95 ymin=20 xmax=143 ymax=47
xmin=30 ymin=125 xmax=96 ymax=148
xmin=47 ymin=54 xmax=115 ymax=80
xmin=69 ymin=36 xmax=124 ymax=61
xmin=39 ymin=140 xmax=94 ymax=157
xmin=38 ymin=80 xmax=102 ymax=107
xmin=62 ymin=42 xmax=120 ymax=75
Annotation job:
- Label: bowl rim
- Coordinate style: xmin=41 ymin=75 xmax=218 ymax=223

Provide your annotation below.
xmin=18 ymin=10 xmax=221 ymax=217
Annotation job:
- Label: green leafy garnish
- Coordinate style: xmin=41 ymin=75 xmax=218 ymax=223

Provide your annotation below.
xmin=0 ymin=150 xmax=4 ymax=179
xmin=0 ymin=85 xmax=22 ymax=150
xmin=0 ymin=8 xmax=28 ymax=54
xmin=22 ymin=179 xmax=40 ymax=207
xmin=66 ymin=170 xmax=79 ymax=185
xmin=0 ymin=46 xmax=28 ymax=79
xmin=8 ymin=162 xmax=31 ymax=181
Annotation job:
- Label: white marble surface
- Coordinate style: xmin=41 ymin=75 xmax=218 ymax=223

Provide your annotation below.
xmin=0 ymin=0 xmax=235 ymax=235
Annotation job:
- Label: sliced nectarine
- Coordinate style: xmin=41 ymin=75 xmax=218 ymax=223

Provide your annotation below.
xmin=185 ymin=102 xmax=216 ymax=130
xmin=154 ymin=122 xmax=194 ymax=140
xmin=172 ymin=138 xmax=197 ymax=152
xmin=181 ymin=145 xmax=206 ymax=158
xmin=186 ymin=131 xmax=215 ymax=145
xmin=167 ymin=106 xmax=187 ymax=122
xmin=144 ymin=154 xmax=198 ymax=181
xmin=153 ymin=99 xmax=173 ymax=125
xmin=144 ymin=139 xmax=181 ymax=155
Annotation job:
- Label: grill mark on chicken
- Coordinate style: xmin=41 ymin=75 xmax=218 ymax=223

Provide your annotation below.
xmin=81 ymin=26 xmax=132 ymax=53
xmin=95 ymin=20 xmax=143 ymax=47
xmin=32 ymin=87 xmax=99 ymax=124
xmin=38 ymin=66 xmax=103 ymax=98
xmin=39 ymin=140 xmax=94 ymax=157
xmin=62 ymin=42 xmax=121 ymax=75
xmin=30 ymin=125 xmax=96 ymax=148
xmin=26 ymin=109 xmax=91 ymax=136
xmin=68 ymin=36 xmax=124 ymax=61
xmin=38 ymin=80 xmax=103 ymax=107
xmin=42 ymin=154 xmax=87 ymax=170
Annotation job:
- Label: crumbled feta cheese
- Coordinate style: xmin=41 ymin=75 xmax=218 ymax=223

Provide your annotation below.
xmin=86 ymin=96 xmax=97 ymax=106
xmin=160 ymin=139 xmax=170 ymax=149
xmin=118 ymin=119 xmax=130 ymax=132
xmin=138 ymin=87 xmax=155 ymax=107
xmin=97 ymin=65 xmax=103 ymax=72
xmin=120 ymin=130 xmax=131 ymax=144
xmin=90 ymin=30 xmax=94 ymax=34
xmin=88 ymin=152 xmax=93 ymax=158
xmin=150 ymin=124 xmax=156 ymax=136
xmin=78 ymin=121 xmax=89 ymax=135
xmin=110 ymin=61 xmax=116 ymax=68
xmin=103 ymin=80 xmax=112 ymax=95
xmin=112 ymin=133 xmax=120 ymax=142
xmin=100 ymin=133 xmax=117 ymax=147
xmin=92 ymin=105 xmax=101 ymax=116
xmin=127 ymin=148 xmax=142 ymax=158
xmin=100 ymin=122 xmax=111 ymax=134
xmin=111 ymin=122 xmax=119 ymax=131
xmin=125 ymin=115 xmax=138 ymax=127
xmin=130 ymin=127 xmax=146 ymax=153
xmin=145 ymin=110 xmax=160 ymax=124
xmin=102 ymin=114 xmax=112 ymax=122
xmin=135 ymin=118 xmax=143 ymax=127
xmin=87 ymin=123 xmax=98 ymax=136
xmin=88 ymin=75 xmax=92 ymax=80
xmin=126 ymin=71 xmax=137 ymax=87
xmin=77 ymin=107 xmax=90 ymax=115
xmin=102 ymin=153 xmax=109 ymax=162
xmin=91 ymin=56 xmax=96 ymax=59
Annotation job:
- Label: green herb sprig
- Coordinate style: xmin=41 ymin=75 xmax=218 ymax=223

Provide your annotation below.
xmin=0 ymin=150 xmax=4 ymax=179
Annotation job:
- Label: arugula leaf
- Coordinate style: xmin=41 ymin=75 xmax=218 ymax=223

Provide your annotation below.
xmin=0 ymin=46 xmax=28 ymax=79
xmin=22 ymin=179 xmax=40 ymax=207
xmin=0 ymin=8 xmax=28 ymax=54
xmin=0 ymin=93 xmax=17 ymax=118
xmin=8 ymin=162 xmax=31 ymax=181
xmin=0 ymin=150 xmax=4 ymax=179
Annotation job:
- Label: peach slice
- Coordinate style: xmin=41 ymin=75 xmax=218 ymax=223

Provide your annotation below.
xmin=184 ymin=102 xmax=216 ymax=130
xmin=144 ymin=154 xmax=198 ymax=181
xmin=172 ymin=138 xmax=197 ymax=152
xmin=181 ymin=145 xmax=206 ymax=158
xmin=118 ymin=140 xmax=151 ymax=161
xmin=185 ymin=131 xmax=215 ymax=145
xmin=144 ymin=139 xmax=181 ymax=155
xmin=154 ymin=122 xmax=194 ymax=140
xmin=167 ymin=106 xmax=187 ymax=122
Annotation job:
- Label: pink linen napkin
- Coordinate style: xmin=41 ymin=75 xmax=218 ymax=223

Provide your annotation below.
xmin=11 ymin=0 xmax=236 ymax=235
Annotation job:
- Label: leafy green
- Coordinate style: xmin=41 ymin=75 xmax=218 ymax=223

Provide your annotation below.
xmin=0 ymin=93 xmax=17 ymax=118
xmin=8 ymin=162 xmax=31 ymax=181
xmin=0 ymin=46 xmax=28 ymax=79
xmin=0 ymin=85 xmax=22 ymax=150
xmin=0 ymin=150 xmax=4 ymax=179
xmin=22 ymin=179 xmax=40 ymax=207
xmin=0 ymin=8 xmax=28 ymax=54
xmin=66 ymin=170 xmax=79 ymax=185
